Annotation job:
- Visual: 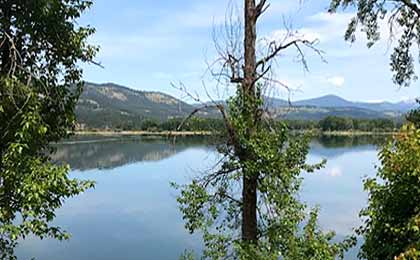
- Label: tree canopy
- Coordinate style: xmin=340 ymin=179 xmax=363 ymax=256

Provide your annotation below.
xmin=329 ymin=0 xmax=420 ymax=87
xmin=0 ymin=0 xmax=97 ymax=257
xmin=358 ymin=124 xmax=420 ymax=259
xmin=331 ymin=1 xmax=420 ymax=258
xmin=174 ymin=1 xmax=353 ymax=259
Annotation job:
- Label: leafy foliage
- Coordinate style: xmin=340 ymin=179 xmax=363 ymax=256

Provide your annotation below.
xmin=329 ymin=0 xmax=420 ymax=86
xmin=0 ymin=79 xmax=95 ymax=258
xmin=174 ymin=88 xmax=354 ymax=259
xmin=407 ymin=99 xmax=420 ymax=128
xmin=357 ymin=124 xmax=420 ymax=259
xmin=0 ymin=0 xmax=97 ymax=257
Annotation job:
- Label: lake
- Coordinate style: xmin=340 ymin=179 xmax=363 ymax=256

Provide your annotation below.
xmin=15 ymin=135 xmax=386 ymax=260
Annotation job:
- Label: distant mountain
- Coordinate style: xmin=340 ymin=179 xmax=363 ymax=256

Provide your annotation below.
xmin=354 ymin=100 xmax=416 ymax=112
xmin=264 ymin=94 xmax=415 ymax=120
xmin=266 ymin=95 xmax=415 ymax=113
xmin=288 ymin=94 xmax=415 ymax=112
xmin=76 ymin=82 xmax=198 ymax=129
xmin=294 ymin=95 xmax=354 ymax=108
xmin=76 ymin=82 xmax=413 ymax=129
xmin=269 ymin=106 xmax=399 ymax=120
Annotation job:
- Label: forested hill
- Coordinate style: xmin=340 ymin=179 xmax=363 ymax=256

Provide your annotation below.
xmin=76 ymin=82 xmax=413 ymax=129
xmin=76 ymin=82 xmax=207 ymax=129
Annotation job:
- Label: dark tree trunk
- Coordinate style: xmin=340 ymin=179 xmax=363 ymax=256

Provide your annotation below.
xmin=242 ymin=170 xmax=258 ymax=242
xmin=241 ymin=0 xmax=258 ymax=243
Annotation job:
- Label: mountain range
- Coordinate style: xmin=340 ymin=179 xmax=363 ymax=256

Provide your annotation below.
xmin=76 ymin=82 xmax=416 ymax=129
xmin=288 ymin=95 xmax=414 ymax=112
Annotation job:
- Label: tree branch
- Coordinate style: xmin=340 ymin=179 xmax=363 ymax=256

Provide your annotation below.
xmin=255 ymin=0 xmax=270 ymax=18
xmin=257 ymin=39 xmax=313 ymax=68
xmin=399 ymin=0 xmax=420 ymax=17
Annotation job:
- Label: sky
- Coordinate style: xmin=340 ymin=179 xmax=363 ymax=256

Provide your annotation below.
xmin=79 ymin=0 xmax=420 ymax=103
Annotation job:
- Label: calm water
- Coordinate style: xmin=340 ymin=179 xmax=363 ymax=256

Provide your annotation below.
xmin=15 ymin=135 xmax=386 ymax=260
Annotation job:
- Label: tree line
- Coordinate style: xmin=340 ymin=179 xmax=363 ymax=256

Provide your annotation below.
xmin=106 ymin=116 xmax=401 ymax=133
xmin=290 ymin=116 xmax=401 ymax=132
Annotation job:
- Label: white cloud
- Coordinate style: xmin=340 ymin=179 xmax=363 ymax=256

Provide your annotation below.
xmin=327 ymin=167 xmax=343 ymax=177
xmin=264 ymin=12 xmax=358 ymax=61
xmin=364 ymin=99 xmax=386 ymax=103
xmin=304 ymin=12 xmax=354 ymax=43
xmin=269 ymin=28 xmax=322 ymax=44
xmin=266 ymin=11 xmax=396 ymax=60
xmin=267 ymin=12 xmax=354 ymax=45
xmin=327 ymin=76 xmax=345 ymax=87
xmin=306 ymin=12 xmax=397 ymax=53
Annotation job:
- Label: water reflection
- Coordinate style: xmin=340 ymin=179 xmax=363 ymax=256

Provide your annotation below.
xmin=52 ymin=136 xmax=211 ymax=171
xmin=317 ymin=135 xmax=387 ymax=148
xmin=310 ymin=135 xmax=386 ymax=159
xmin=15 ymin=135 xmax=384 ymax=260
xmin=53 ymin=135 xmax=386 ymax=172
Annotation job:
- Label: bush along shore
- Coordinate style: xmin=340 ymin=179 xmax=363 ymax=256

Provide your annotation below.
xmin=74 ymin=115 xmax=403 ymax=136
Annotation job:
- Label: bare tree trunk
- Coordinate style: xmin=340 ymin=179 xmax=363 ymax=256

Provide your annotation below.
xmin=241 ymin=0 xmax=258 ymax=244
xmin=243 ymin=0 xmax=257 ymax=95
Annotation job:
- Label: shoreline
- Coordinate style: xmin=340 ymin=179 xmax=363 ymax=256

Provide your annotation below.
xmin=296 ymin=130 xmax=396 ymax=136
xmin=73 ymin=130 xmax=395 ymax=137
xmin=320 ymin=131 xmax=395 ymax=136
xmin=74 ymin=130 xmax=213 ymax=136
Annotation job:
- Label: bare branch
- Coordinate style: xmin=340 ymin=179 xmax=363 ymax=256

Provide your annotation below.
xmin=257 ymin=38 xmax=320 ymax=69
xmin=256 ymin=0 xmax=270 ymax=18
xmin=176 ymin=106 xmax=214 ymax=131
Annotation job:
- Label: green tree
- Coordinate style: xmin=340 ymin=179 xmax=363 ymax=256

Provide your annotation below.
xmin=319 ymin=116 xmax=354 ymax=131
xmin=407 ymin=99 xmax=420 ymax=127
xmin=140 ymin=118 xmax=159 ymax=131
xmin=330 ymin=1 xmax=420 ymax=258
xmin=174 ymin=0 xmax=353 ymax=259
xmin=357 ymin=124 xmax=420 ymax=259
xmin=329 ymin=0 xmax=420 ymax=87
xmin=0 ymin=0 xmax=97 ymax=257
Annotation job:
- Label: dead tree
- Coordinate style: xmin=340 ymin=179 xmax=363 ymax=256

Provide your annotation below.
xmin=227 ymin=0 xmax=320 ymax=244
xmin=175 ymin=0 xmax=324 ymax=251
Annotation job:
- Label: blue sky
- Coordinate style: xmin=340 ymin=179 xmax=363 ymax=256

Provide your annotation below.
xmin=79 ymin=0 xmax=420 ymax=103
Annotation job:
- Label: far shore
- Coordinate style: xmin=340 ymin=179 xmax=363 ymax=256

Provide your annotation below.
xmin=73 ymin=130 xmax=396 ymax=137
xmin=294 ymin=130 xmax=396 ymax=136
xmin=320 ymin=131 xmax=396 ymax=136
xmin=74 ymin=130 xmax=213 ymax=136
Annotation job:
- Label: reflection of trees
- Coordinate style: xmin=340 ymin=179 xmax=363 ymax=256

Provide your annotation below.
xmin=51 ymin=137 xmax=211 ymax=171
xmin=51 ymin=135 xmax=385 ymax=171
xmin=316 ymin=135 xmax=388 ymax=148
xmin=309 ymin=135 xmax=388 ymax=159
